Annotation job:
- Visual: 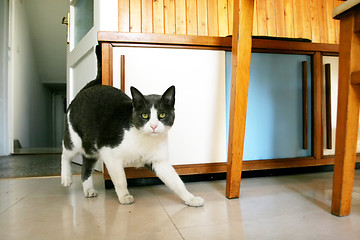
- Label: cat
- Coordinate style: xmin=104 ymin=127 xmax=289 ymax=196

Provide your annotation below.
xmin=61 ymin=46 xmax=204 ymax=207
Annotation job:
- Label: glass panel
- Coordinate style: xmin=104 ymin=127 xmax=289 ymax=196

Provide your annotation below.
xmin=74 ymin=0 xmax=94 ymax=46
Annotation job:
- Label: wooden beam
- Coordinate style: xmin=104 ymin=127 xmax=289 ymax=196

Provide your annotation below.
xmin=331 ymin=9 xmax=360 ymax=217
xmin=226 ymin=0 xmax=254 ymax=199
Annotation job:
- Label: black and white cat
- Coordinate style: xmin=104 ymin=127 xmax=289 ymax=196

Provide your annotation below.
xmin=61 ymin=47 xmax=204 ymax=207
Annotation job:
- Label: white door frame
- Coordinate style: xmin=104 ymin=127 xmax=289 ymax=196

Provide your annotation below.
xmin=0 ymin=0 xmax=10 ymax=156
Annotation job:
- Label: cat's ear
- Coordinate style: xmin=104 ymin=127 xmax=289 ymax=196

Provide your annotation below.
xmin=130 ymin=86 xmax=146 ymax=109
xmin=161 ymin=85 xmax=175 ymax=107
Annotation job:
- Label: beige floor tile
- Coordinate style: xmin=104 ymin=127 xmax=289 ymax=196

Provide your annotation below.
xmin=0 ymin=170 xmax=359 ymax=240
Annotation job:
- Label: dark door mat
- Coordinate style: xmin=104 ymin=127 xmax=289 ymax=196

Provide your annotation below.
xmin=0 ymin=154 xmax=81 ymax=179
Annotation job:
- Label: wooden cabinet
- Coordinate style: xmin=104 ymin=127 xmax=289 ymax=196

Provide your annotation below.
xmin=99 ymin=32 xmax=353 ymax=182
xmin=226 ymin=53 xmax=312 ymax=161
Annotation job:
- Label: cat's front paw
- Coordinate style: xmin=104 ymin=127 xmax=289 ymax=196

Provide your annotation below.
xmin=61 ymin=175 xmax=72 ymax=187
xmin=185 ymin=196 xmax=204 ymax=207
xmin=84 ymin=188 xmax=98 ymax=198
xmin=119 ymin=194 xmax=134 ymax=205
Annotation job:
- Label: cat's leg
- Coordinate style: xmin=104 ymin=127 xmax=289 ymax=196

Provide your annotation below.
xmin=152 ymin=161 xmax=204 ymax=207
xmin=61 ymin=146 xmax=77 ymax=187
xmin=81 ymin=155 xmax=98 ymax=198
xmin=101 ymin=151 xmax=134 ymax=204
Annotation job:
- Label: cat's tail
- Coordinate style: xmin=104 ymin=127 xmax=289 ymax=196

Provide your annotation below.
xmin=81 ymin=45 xmax=102 ymax=90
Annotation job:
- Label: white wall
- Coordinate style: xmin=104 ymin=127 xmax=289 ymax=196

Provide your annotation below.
xmin=11 ymin=0 xmax=52 ymax=148
xmin=0 ymin=0 xmax=9 ymax=155
xmin=23 ymin=0 xmax=68 ymax=84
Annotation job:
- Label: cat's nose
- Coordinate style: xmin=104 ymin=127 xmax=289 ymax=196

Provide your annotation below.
xmin=151 ymin=125 xmax=157 ymax=131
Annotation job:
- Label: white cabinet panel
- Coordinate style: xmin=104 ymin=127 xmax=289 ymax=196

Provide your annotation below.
xmin=113 ymin=47 xmax=227 ymax=165
xmin=323 ymin=56 xmax=360 ymax=155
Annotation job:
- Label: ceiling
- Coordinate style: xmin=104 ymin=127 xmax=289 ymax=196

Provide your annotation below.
xmin=23 ymin=0 xmax=69 ymax=85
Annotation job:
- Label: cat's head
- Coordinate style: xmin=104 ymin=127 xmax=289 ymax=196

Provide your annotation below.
xmin=130 ymin=86 xmax=175 ymax=136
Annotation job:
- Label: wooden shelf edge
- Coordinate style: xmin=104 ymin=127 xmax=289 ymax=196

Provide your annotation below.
xmin=98 ymin=32 xmax=339 ymax=54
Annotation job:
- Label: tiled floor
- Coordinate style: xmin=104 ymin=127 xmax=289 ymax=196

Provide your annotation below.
xmin=0 ymin=170 xmax=359 ymax=240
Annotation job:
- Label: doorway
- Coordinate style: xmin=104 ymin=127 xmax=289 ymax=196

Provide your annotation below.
xmin=9 ymin=0 xmax=69 ymax=154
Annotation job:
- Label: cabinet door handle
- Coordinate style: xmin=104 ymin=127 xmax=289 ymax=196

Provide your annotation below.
xmin=302 ymin=61 xmax=308 ymax=150
xmin=325 ymin=63 xmax=332 ymax=149
xmin=121 ymin=55 xmax=125 ymax=91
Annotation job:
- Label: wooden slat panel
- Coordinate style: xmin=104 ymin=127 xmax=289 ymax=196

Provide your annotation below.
xmin=197 ymin=0 xmax=208 ymax=36
xmin=153 ymin=0 xmax=165 ymax=34
xmin=118 ymin=0 xmax=341 ymax=43
xmin=176 ymin=0 xmax=187 ymax=35
xmin=310 ymin=0 xmax=320 ymax=42
xmin=256 ymin=0 xmax=268 ymax=36
xmin=327 ymin=0 xmax=336 ymax=44
xmin=274 ymin=0 xmax=285 ymax=37
xmin=208 ymin=0 xmax=219 ymax=36
xmin=302 ymin=0 xmax=312 ymax=40
xmin=165 ymin=0 xmax=176 ymax=34
xmin=218 ymin=0 xmax=228 ymax=36
xmin=283 ymin=0 xmax=295 ymax=38
xmin=334 ymin=0 xmax=342 ymax=44
xmin=293 ymin=0 xmax=303 ymax=38
xmin=118 ymin=0 xmax=130 ymax=32
xmin=318 ymin=0 xmax=328 ymax=43
xmin=252 ymin=0 xmax=258 ymax=36
xmin=266 ymin=0 xmax=277 ymax=36
xmin=186 ymin=0 xmax=198 ymax=35
xmin=228 ymin=0 xmax=233 ymax=35
xmin=129 ymin=0 xmax=141 ymax=32
xmin=142 ymin=0 xmax=153 ymax=33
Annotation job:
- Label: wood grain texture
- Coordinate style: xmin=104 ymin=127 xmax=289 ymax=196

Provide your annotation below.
xmin=187 ymin=0 xmax=198 ymax=35
xmin=283 ymin=0 xmax=295 ymax=38
xmin=142 ymin=0 xmax=153 ymax=33
xmin=332 ymin=9 xmax=360 ymax=217
xmin=153 ymin=0 xmax=165 ymax=34
xmin=265 ymin=0 xmax=276 ymax=36
xmin=175 ymin=0 xmax=187 ymax=34
xmin=274 ymin=0 xmax=285 ymax=37
xmin=101 ymin=43 xmax=113 ymax=86
xmin=118 ymin=0 xmax=130 ymax=32
xmin=218 ymin=0 xmax=228 ymax=36
xmin=129 ymin=0 xmax=141 ymax=32
xmin=197 ymin=0 xmax=208 ymax=36
xmin=120 ymin=55 xmax=125 ymax=90
xmin=226 ymin=0 xmax=254 ymax=199
xmin=117 ymin=0 xmax=340 ymax=43
xmin=312 ymin=52 xmax=323 ymax=160
xmin=164 ymin=0 xmax=176 ymax=34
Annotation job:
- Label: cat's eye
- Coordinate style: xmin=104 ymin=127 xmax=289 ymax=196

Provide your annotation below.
xmin=159 ymin=113 xmax=166 ymax=119
xmin=141 ymin=113 xmax=149 ymax=119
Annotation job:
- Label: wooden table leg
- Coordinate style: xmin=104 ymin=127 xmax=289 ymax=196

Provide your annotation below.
xmin=226 ymin=0 xmax=254 ymax=199
xmin=331 ymin=10 xmax=360 ymax=217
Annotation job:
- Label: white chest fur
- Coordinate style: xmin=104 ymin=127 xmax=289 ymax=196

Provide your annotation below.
xmin=99 ymin=127 xmax=170 ymax=168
